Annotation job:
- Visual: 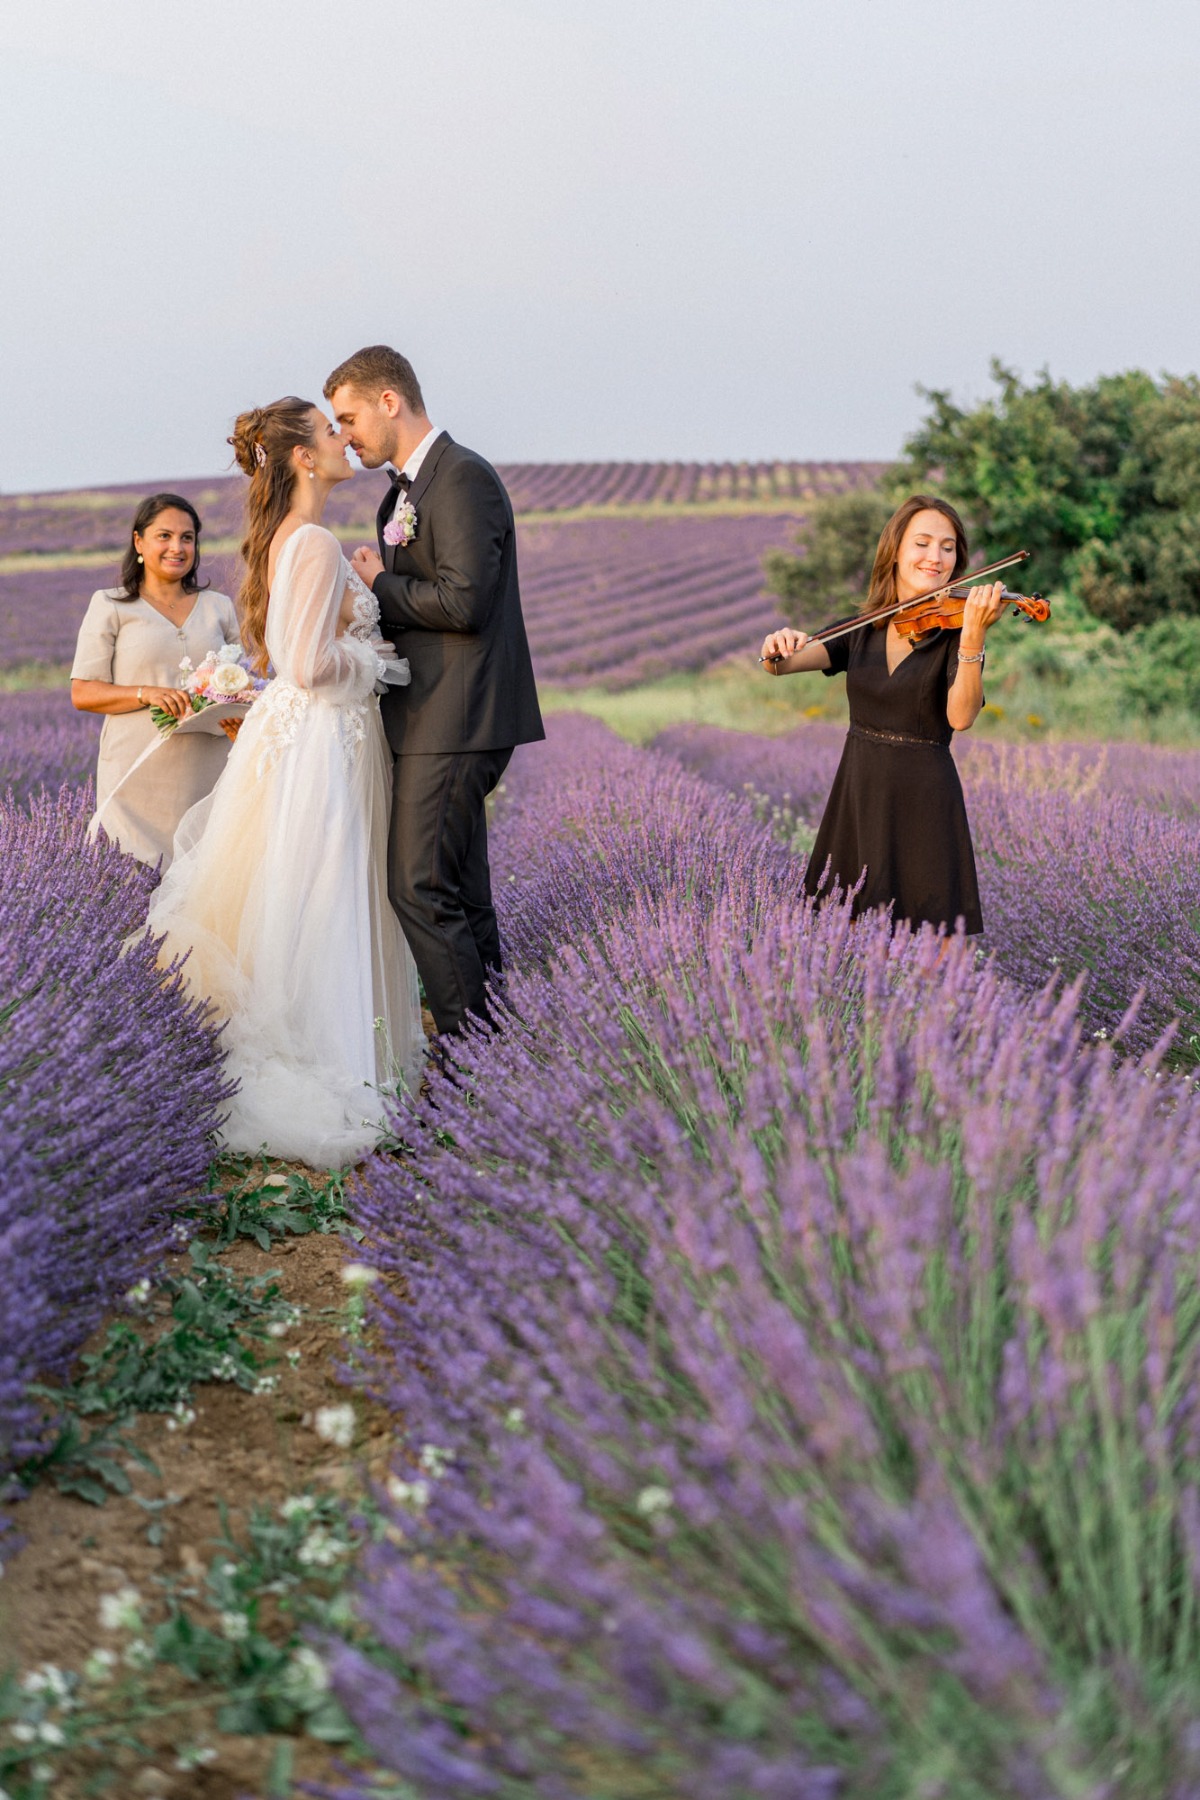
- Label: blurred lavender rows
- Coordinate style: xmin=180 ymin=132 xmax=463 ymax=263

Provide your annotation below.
xmin=328 ymin=716 xmax=1200 ymax=1799
xmin=656 ymin=722 xmax=1200 ymax=1057
xmin=0 ymin=513 xmax=799 ymax=689
xmin=0 ymin=460 xmax=883 ymax=555
xmin=0 ymin=790 xmax=230 ymax=1490
xmin=0 ymin=690 xmax=99 ymax=803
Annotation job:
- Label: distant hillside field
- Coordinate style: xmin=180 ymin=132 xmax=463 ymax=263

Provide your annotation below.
xmin=0 ymin=461 xmax=884 ymax=689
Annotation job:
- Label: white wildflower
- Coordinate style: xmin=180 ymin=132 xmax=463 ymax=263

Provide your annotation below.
xmin=281 ymin=1494 xmax=317 ymax=1522
xmin=123 ymin=1637 xmax=154 ymax=1670
xmin=253 ymin=1375 xmax=278 ymax=1396
xmin=386 ymin=1476 xmax=430 ymax=1510
xmin=503 ymin=1407 xmax=525 ymax=1433
xmin=36 ymin=1721 xmax=65 ymax=1747
xmin=219 ymin=1611 xmax=249 ymax=1641
xmin=83 ymin=1648 xmax=117 ymax=1683
xmin=211 ymin=1354 xmax=239 ymax=1381
xmin=124 ymin=1278 xmax=152 ymax=1306
xmin=10 ymin=1723 xmax=36 ymax=1744
xmin=98 ymin=1585 xmax=142 ymax=1632
xmin=266 ymin=1320 xmax=290 ymax=1338
xmin=165 ymin=1402 xmax=196 ymax=1432
xmin=286 ymin=1349 xmax=302 ymax=1366
xmin=313 ymin=1403 xmax=355 ymax=1448
xmin=418 ymin=1444 xmax=451 ymax=1477
xmin=340 ymin=1261 xmax=379 ymax=1288
xmin=174 ymin=1742 xmax=218 ymax=1770
xmin=635 ymin=1485 xmax=674 ymax=1516
xmin=283 ymin=1645 xmax=329 ymax=1698
xmin=297 ymin=1527 xmax=345 ymax=1568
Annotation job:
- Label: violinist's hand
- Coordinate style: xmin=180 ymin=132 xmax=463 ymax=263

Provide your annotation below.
xmin=760 ymin=628 xmax=808 ymax=674
xmin=219 ymin=718 xmax=243 ymax=742
xmin=959 ymin=581 xmax=1007 ymax=651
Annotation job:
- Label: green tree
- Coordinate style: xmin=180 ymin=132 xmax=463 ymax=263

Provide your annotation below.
xmin=891 ymin=361 xmax=1200 ymax=629
xmin=763 ymin=488 xmax=894 ymax=628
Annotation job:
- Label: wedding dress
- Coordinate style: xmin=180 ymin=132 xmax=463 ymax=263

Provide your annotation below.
xmin=145 ymin=523 xmax=424 ymax=1168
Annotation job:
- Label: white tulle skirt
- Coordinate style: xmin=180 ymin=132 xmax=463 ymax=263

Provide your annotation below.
xmin=145 ymin=683 xmax=424 ymax=1169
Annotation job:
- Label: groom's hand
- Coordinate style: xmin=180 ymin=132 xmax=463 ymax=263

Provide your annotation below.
xmin=352 ymin=546 xmax=385 ymax=586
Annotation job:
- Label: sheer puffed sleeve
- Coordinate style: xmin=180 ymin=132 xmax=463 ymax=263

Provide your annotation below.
xmin=265 ymin=525 xmax=378 ymax=703
xmin=71 ymin=590 xmax=122 ymax=681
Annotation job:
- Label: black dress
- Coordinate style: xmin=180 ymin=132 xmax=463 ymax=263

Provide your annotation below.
xmin=804 ymin=621 xmax=983 ymax=934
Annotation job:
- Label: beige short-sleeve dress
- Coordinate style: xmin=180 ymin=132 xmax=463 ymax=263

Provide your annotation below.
xmin=72 ymin=588 xmax=242 ymax=867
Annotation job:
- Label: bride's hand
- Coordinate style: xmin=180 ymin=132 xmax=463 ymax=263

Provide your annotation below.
xmin=352 ymin=546 xmax=385 ymax=586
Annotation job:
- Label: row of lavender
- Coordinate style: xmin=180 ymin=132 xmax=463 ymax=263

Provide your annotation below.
xmin=655 ymin=722 xmax=1200 ymax=1060
xmin=0 ymin=514 xmax=797 ymax=687
xmin=0 ymin=461 xmax=882 ymax=555
xmin=331 ymin=716 xmax=1200 ymax=1798
xmin=0 ymin=704 xmax=227 ymax=1493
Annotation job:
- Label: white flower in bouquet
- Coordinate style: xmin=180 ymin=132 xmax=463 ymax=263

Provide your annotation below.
xmin=214 ymin=642 xmax=246 ymax=666
xmin=209 ymin=662 xmax=252 ymax=696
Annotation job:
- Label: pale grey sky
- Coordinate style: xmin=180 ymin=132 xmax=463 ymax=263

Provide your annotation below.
xmin=1 ymin=0 xmax=1196 ymax=493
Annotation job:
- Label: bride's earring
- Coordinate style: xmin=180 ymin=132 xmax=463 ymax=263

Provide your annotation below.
xmin=137 ymin=553 xmax=144 ymax=564
xmin=308 ymin=470 xmax=316 ymax=480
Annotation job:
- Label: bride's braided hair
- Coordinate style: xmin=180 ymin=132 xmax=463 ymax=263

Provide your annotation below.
xmin=228 ymin=398 xmax=317 ymax=673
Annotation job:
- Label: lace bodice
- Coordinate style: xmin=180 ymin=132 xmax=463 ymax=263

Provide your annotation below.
xmin=342 ymin=565 xmax=380 ymax=642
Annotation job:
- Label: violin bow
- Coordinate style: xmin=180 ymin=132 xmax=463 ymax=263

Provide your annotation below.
xmin=759 ymin=549 xmax=1032 ymax=660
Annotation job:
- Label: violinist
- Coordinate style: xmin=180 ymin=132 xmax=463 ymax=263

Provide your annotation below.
xmin=759 ymin=494 xmax=1007 ymax=935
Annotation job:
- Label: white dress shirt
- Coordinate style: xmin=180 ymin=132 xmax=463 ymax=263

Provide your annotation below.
xmin=397 ymin=426 xmax=440 ymax=487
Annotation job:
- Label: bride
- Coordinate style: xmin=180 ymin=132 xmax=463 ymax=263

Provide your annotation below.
xmin=146 ymin=395 xmax=425 ymax=1168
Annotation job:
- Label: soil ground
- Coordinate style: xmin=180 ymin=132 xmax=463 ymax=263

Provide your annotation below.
xmin=1 ymin=1221 xmax=400 ymax=1799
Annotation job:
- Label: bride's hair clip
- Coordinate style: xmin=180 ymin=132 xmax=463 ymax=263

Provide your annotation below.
xmin=253 ymin=441 xmax=268 ymax=468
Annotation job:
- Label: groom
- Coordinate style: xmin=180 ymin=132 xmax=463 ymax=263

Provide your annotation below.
xmin=325 ymin=345 xmax=544 ymax=1038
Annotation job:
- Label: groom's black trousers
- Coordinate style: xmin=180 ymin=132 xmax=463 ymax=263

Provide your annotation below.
xmin=388 ymin=747 xmax=513 ymax=1037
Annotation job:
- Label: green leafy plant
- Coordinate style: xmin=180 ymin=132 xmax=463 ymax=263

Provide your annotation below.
xmin=893 ymin=360 xmax=1200 ymax=629
xmin=763 ymin=488 xmax=894 ymax=628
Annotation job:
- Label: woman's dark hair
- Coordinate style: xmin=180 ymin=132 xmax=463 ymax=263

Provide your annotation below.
xmin=118 ymin=493 xmax=209 ymax=600
xmin=865 ymin=494 xmax=969 ymax=623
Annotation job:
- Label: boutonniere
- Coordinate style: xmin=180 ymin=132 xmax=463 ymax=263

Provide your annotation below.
xmin=383 ymin=498 xmax=418 ymax=548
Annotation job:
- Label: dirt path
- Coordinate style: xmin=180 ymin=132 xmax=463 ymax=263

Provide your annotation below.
xmin=1 ymin=1216 xmax=399 ymax=1799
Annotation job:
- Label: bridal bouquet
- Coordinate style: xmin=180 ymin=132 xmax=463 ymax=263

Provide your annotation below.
xmin=149 ymin=644 xmax=268 ymax=734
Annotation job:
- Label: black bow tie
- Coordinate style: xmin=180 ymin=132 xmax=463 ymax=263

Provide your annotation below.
xmin=387 ymin=467 xmax=413 ymax=489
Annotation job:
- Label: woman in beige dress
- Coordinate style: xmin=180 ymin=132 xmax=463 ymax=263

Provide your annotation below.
xmin=71 ymin=492 xmax=241 ymax=866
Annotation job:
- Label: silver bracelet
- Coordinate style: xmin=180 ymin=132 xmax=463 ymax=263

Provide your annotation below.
xmin=957 ymin=649 xmax=985 ymax=666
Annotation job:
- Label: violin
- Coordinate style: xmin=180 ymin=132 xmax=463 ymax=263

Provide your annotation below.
xmin=759 ymin=549 xmax=1051 ymax=660
xmin=893 ymin=580 xmax=1050 ymax=642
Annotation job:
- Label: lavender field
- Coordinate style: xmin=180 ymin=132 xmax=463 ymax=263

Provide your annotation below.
xmin=4 ymin=650 xmax=1200 ymax=1792
xmin=0 ymin=461 xmax=885 ymax=688
xmin=318 ymin=716 xmax=1200 ymax=1798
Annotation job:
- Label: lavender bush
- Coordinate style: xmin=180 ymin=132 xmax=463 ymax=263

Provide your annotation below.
xmin=1 ymin=512 xmax=797 ymax=687
xmin=657 ymin=723 xmax=1200 ymax=1058
xmin=0 ymin=690 xmax=99 ymax=802
xmin=0 ymin=790 xmax=230 ymax=1481
xmin=324 ymin=719 xmax=1200 ymax=1799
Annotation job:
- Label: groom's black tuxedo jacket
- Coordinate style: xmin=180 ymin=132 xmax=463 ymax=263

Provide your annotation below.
xmin=371 ymin=433 xmax=544 ymax=757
